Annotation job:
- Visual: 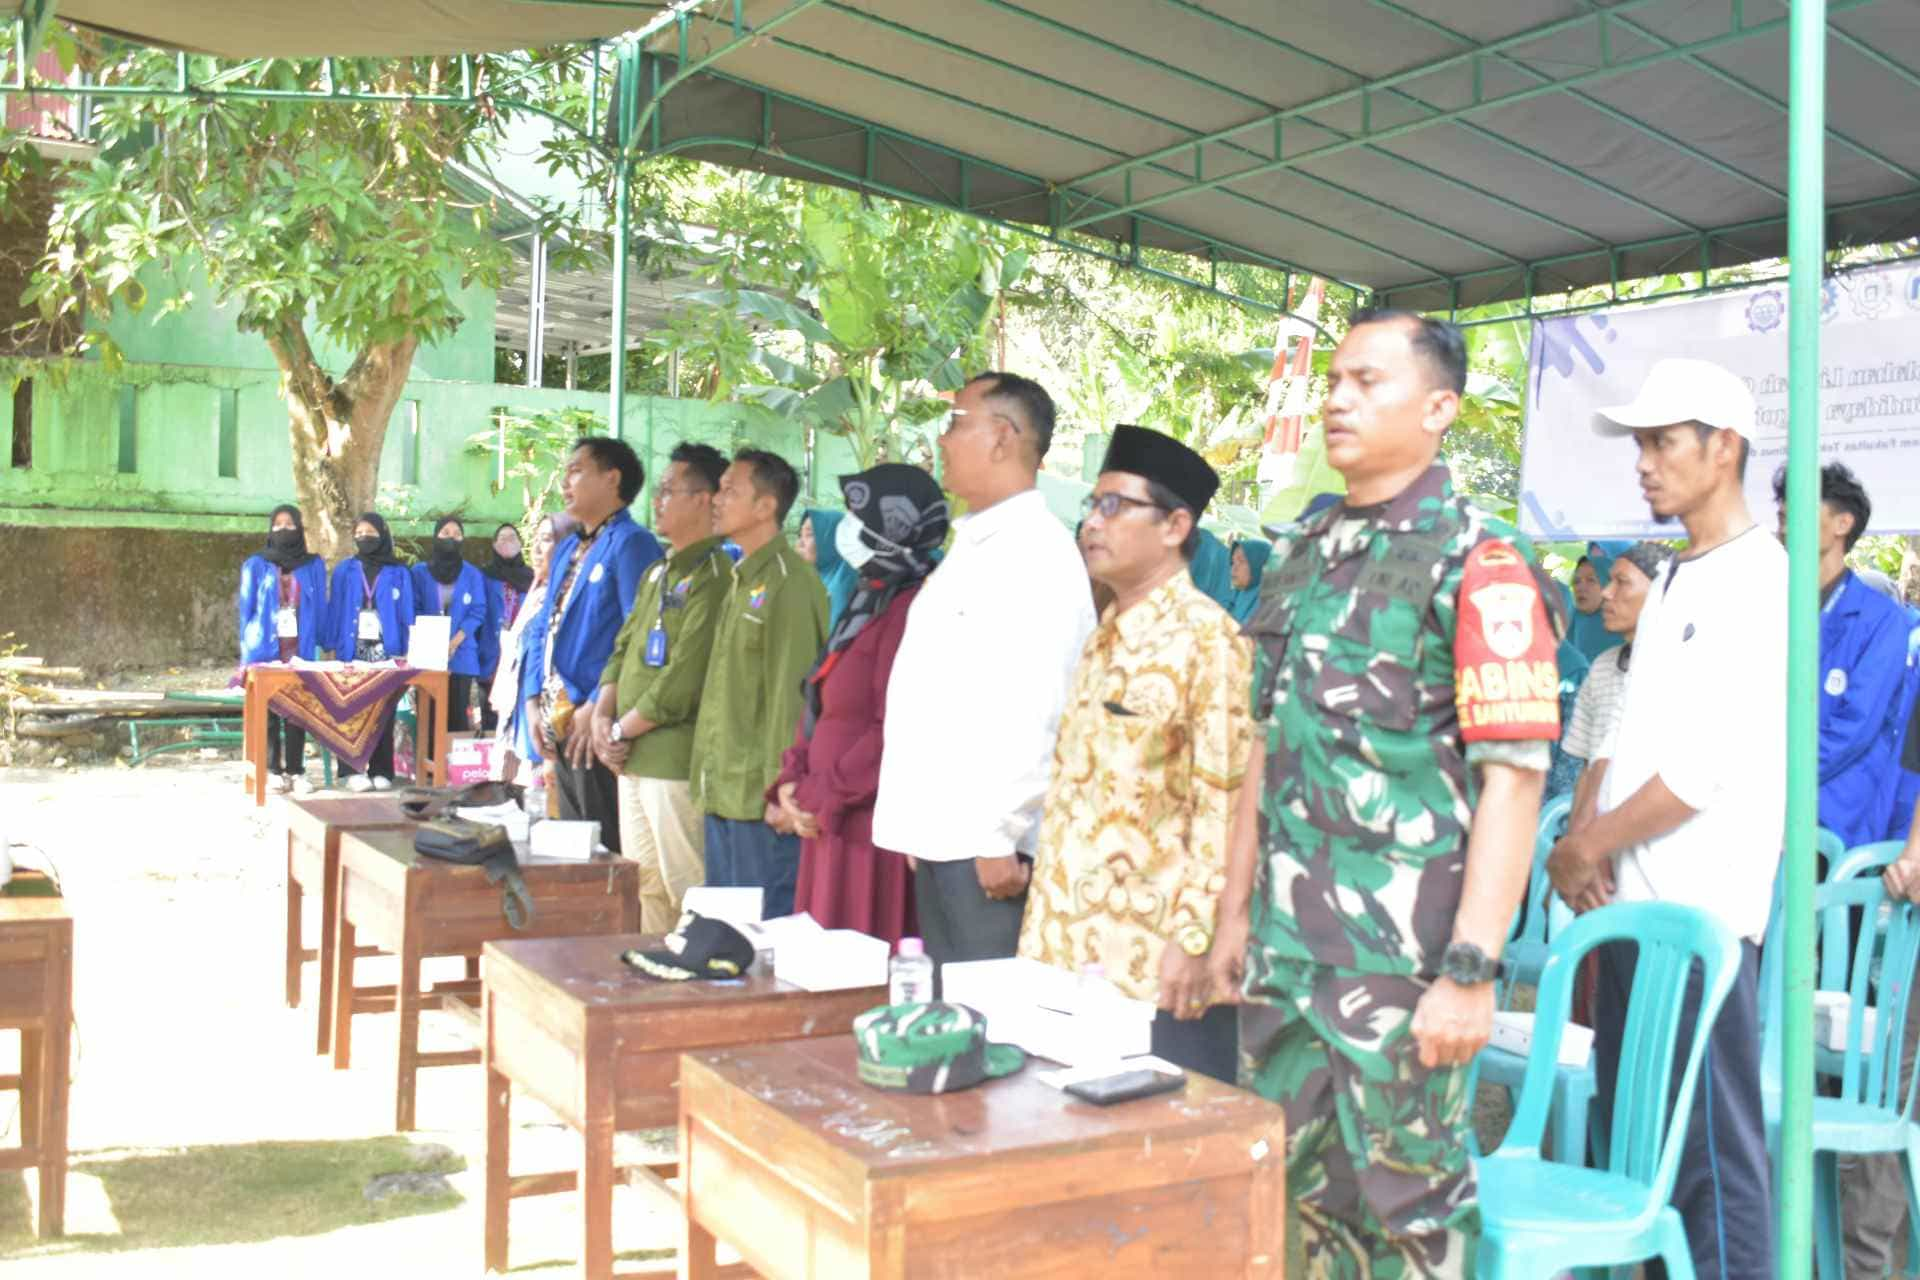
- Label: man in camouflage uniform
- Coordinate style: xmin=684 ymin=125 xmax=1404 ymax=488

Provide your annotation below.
xmin=1211 ymin=309 xmax=1562 ymax=1278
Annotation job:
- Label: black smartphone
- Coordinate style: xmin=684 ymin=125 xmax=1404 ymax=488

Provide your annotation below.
xmin=1064 ymin=1067 xmax=1186 ymax=1106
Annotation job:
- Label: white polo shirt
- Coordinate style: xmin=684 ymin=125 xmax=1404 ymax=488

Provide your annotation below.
xmin=1601 ymin=525 xmax=1786 ymax=941
xmin=872 ymin=487 xmax=1097 ymax=862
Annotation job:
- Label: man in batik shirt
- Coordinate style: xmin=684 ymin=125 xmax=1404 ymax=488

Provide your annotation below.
xmin=1211 ymin=310 xmax=1561 ymax=1278
xmin=1019 ymin=424 xmax=1253 ymax=1083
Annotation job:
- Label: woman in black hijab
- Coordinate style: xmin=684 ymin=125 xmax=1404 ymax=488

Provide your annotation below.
xmin=766 ymin=464 xmax=950 ymax=942
xmin=476 ymin=521 xmax=535 ymax=733
xmin=328 ymin=511 xmax=416 ymax=789
xmin=239 ymin=504 xmax=330 ymax=793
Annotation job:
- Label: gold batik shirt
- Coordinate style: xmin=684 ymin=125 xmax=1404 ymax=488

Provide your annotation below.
xmin=1017 ymin=569 xmax=1254 ymax=1003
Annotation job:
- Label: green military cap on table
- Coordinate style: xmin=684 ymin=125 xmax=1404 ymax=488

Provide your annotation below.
xmin=854 ymin=1002 xmax=1025 ymax=1095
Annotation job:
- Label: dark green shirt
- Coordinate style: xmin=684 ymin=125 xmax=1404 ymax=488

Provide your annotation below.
xmin=688 ymin=534 xmax=829 ymax=821
xmin=599 ymin=536 xmax=731 ymax=782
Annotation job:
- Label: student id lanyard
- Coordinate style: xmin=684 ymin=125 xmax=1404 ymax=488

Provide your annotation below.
xmin=358 ymin=574 xmax=382 ymax=641
xmin=275 ymin=573 xmax=301 ymax=639
xmin=644 ymin=568 xmax=672 ymax=668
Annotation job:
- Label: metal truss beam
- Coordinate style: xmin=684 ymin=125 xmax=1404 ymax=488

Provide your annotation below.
xmin=1061 ymin=0 xmax=1884 ymax=233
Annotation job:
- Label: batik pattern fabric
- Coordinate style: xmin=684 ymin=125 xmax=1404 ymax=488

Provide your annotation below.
xmin=1018 ymin=569 xmax=1252 ymax=1003
xmin=1238 ymin=462 xmax=1560 ymax=1278
xmin=265 ymin=666 xmax=416 ymax=772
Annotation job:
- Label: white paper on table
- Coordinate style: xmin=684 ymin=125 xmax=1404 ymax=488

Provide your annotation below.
xmin=941 ymin=956 xmax=1155 ymax=1067
xmin=775 ymin=927 xmax=889 ymax=992
xmin=408 ymin=616 xmax=451 ymax=671
xmin=683 ymin=886 xmax=766 ymax=927
xmin=1489 ymin=1010 xmax=1594 ymax=1069
xmin=454 ymin=802 xmax=529 ymax=843
xmin=529 ymin=819 xmax=599 ymax=860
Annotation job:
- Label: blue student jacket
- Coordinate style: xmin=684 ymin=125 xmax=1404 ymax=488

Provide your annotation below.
xmin=410 ymin=562 xmax=489 ymax=677
xmin=238 ymin=554 xmax=330 ymax=664
xmin=1885 ymin=607 xmax=1920 ymax=842
xmin=1818 ymin=570 xmax=1911 ymax=848
xmin=517 ymin=508 xmax=663 ymax=709
xmin=327 ymin=560 xmax=417 ymax=659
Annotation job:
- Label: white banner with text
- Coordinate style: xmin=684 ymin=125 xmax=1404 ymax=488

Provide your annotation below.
xmin=1519 ymin=261 xmax=1920 ymax=539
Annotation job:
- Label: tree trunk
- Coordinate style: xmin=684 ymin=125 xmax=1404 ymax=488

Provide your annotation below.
xmin=265 ymin=317 xmax=420 ymax=562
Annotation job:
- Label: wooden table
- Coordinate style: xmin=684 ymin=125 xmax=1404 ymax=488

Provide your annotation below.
xmin=284 ymin=795 xmax=415 ymax=1055
xmin=332 ymin=829 xmax=640 ymax=1132
xmin=0 ymin=871 xmax=73 ymax=1238
xmin=243 ymin=664 xmax=451 ymax=806
xmin=482 ymin=934 xmax=884 ymax=1280
xmin=679 ymin=1037 xmax=1288 ymax=1280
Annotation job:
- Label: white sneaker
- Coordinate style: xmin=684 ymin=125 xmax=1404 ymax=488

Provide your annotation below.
xmin=371 ymin=777 xmax=394 ymax=791
xmin=270 ymin=773 xmax=294 ymax=795
xmin=290 ymin=776 xmax=315 ymax=796
xmin=345 ymin=775 xmax=373 ymax=793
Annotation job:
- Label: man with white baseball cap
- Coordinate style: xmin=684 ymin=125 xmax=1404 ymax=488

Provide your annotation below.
xmin=1547 ymin=356 xmax=1783 ymax=1280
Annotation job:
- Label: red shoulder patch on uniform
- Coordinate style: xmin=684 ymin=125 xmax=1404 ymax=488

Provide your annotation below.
xmin=1455 ymin=539 xmax=1560 ymax=743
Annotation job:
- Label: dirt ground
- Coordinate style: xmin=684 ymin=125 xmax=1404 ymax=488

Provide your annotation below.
xmin=0 ymin=755 xmax=686 ymax=1279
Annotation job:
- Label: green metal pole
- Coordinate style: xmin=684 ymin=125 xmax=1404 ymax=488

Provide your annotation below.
xmin=609 ymin=153 xmax=631 ymax=442
xmin=1779 ymin=1 xmax=1825 ymax=1275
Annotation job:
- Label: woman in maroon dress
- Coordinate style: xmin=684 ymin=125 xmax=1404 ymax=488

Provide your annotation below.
xmin=767 ymin=463 xmax=949 ymax=944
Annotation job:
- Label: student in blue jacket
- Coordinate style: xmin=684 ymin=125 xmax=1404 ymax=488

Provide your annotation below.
xmin=239 ymin=504 xmax=330 ymax=794
xmin=1774 ymin=463 xmax=1911 ymax=851
xmin=413 ymin=515 xmax=489 ymax=757
xmin=519 ymin=437 xmax=664 ymax=852
xmin=328 ymin=511 xmax=415 ymax=789
xmin=477 ymin=521 xmax=534 ymax=734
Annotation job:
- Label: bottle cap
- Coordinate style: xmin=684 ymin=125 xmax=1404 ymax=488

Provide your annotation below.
xmin=897 ymin=937 xmax=925 ymax=957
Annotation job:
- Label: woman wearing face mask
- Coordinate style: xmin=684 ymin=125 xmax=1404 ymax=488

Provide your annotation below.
xmin=795 ymin=507 xmax=859 ymax=631
xmin=477 ymin=521 xmax=534 ymax=734
xmin=767 ymin=465 xmax=950 ymax=944
xmin=490 ymin=514 xmax=564 ymax=781
xmin=328 ymin=512 xmax=416 ymax=789
xmin=411 ymin=515 xmax=489 ymax=759
xmin=238 ymin=504 xmax=330 ymax=794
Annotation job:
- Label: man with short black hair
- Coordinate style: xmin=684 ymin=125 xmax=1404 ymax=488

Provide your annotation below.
xmin=1019 ymin=425 xmax=1251 ymax=1082
xmin=520 ymin=436 xmax=664 ymax=850
xmin=688 ymin=447 xmax=827 ymax=918
xmin=1549 ymin=356 xmax=1781 ymax=1280
xmin=593 ymin=441 xmax=732 ymax=931
xmin=875 ymin=372 xmax=1097 ymax=978
xmin=1212 ymin=308 xmax=1558 ymax=1275
xmin=1771 ymin=461 xmax=1909 ymax=851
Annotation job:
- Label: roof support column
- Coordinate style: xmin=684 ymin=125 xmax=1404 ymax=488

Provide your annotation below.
xmin=526 ymin=235 xmax=548 ymax=390
xmin=1779 ymin=3 xmax=1825 ymax=1276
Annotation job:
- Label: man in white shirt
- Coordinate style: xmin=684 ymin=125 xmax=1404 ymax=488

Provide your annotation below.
xmin=1548 ymin=357 xmax=1783 ymax=1280
xmin=873 ymin=373 xmax=1097 ymax=979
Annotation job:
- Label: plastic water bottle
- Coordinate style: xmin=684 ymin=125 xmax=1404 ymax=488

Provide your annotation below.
xmin=889 ymin=937 xmax=935 ymax=1006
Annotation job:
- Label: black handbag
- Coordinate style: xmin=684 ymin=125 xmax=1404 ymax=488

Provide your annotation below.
xmin=409 ymin=813 xmax=535 ymax=930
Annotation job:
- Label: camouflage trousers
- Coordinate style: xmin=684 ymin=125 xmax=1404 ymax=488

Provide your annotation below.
xmin=1240 ymin=965 xmax=1477 ymax=1279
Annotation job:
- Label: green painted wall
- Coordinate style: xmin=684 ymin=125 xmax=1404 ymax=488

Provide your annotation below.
xmin=0 ymin=359 xmax=858 ymax=535
xmin=103 ymin=262 xmax=498 ymax=384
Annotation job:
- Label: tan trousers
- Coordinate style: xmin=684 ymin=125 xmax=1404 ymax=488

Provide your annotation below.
xmin=615 ymin=773 xmax=706 ymax=934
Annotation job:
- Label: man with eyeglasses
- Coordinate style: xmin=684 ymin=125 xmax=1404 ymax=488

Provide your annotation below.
xmin=590 ymin=442 xmax=732 ymax=933
xmin=873 ymin=372 xmax=1097 ymax=983
xmin=1018 ymin=425 xmax=1252 ymax=1082
xmin=1209 ymin=310 xmax=1561 ymax=1277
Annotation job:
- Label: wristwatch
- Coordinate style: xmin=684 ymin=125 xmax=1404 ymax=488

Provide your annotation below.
xmin=1176 ymin=923 xmax=1213 ymax=958
xmin=1439 ymin=940 xmax=1507 ymax=986
xmin=608 ymin=719 xmax=626 ymax=745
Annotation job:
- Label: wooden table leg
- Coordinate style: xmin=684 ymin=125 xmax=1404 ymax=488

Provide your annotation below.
xmin=680 ymin=1107 xmax=716 ymax=1280
xmin=19 ymin=1027 xmax=41 ymax=1153
xmin=285 ymin=831 xmax=303 ymax=1009
xmin=394 ymin=901 xmax=423 ymax=1132
xmin=580 ymin=1026 xmax=614 ymax=1280
xmin=38 ymin=933 xmax=71 ymax=1239
xmin=248 ymin=673 xmax=269 ymax=807
xmin=332 ymin=865 xmax=357 ymax=1071
xmin=484 ymin=1018 xmax=512 ymax=1274
xmin=316 ymin=835 xmax=340 ymax=1056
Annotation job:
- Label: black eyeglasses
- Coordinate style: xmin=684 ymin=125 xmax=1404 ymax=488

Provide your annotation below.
xmin=1081 ymin=492 xmax=1168 ymax=521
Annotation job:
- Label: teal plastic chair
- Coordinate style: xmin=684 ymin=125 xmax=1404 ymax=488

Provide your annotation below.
xmin=1762 ymin=878 xmax=1920 ymax=1280
xmin=1476 ymin=793 xmax=1596 ymax=1164
xmin=1478 ymin=901 xmax=1741 ymax=1279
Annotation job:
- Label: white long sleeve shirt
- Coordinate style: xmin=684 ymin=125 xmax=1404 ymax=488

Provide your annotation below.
xmin=1600 ymin=526 xmax=1787 ymax=941
xmin=872 ymin=487 xmax=1097 ymax=862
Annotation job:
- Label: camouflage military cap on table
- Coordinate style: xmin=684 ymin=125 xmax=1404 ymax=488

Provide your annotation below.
xmin=854 ymin=1002 xmax=1026 ymax=1094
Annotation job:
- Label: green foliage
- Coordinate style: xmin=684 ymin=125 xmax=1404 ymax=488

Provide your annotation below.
xmin=465 ymin=405 xmax=604 ymax=531
xmin=646 ymin=177 xmax=1026 ymax=468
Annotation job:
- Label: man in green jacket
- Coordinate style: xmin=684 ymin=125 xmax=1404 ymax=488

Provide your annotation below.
xmin=592 ymin=442 xmax=732 ymax=933
xmin=689 ymin=448 xmax=828 ymax=918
